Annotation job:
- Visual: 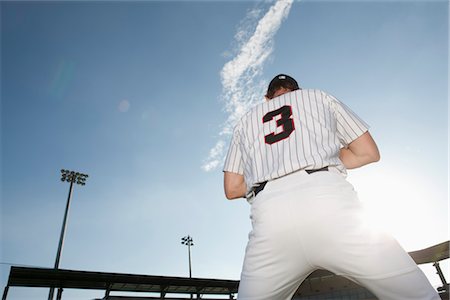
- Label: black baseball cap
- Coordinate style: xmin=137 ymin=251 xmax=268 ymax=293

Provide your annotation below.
xmin=266 ymin=74 xmax=300 ymax=99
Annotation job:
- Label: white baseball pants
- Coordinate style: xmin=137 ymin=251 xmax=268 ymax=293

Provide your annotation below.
xmin=237 ymin=170 xmax=440 ymax=300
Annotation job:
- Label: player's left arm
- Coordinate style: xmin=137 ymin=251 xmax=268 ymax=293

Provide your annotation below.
xmin=224 ymin=171 xmax=247 ymax=200
xmin=339 ymin=131 xmax=380 ymax=169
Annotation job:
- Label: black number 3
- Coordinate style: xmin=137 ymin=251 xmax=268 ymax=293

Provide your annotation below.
xmin=263 ymin=105 xmax=295 ymax=145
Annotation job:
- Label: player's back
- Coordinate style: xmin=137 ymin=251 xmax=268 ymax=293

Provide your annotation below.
xmin=236 ymin=88 xmax=362 ymax=188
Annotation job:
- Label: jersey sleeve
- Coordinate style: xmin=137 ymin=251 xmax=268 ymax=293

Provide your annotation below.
xmin=327 ymin=93 xmax=370 ymax=146
xmin=223 ymin=123 xmax=245 ymax=175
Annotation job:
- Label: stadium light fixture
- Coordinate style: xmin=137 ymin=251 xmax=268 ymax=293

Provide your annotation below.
xmin=48 ymin=169 xmax=89 ymax=300
xmin=181 ymin=235 xmax=194 ymax=279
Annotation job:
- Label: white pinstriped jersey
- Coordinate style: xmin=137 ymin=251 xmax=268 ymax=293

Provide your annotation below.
xmin=223 ymin=89 xmax=369 ymax=193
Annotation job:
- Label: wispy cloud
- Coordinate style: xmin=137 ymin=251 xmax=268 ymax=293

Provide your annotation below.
xmin=202 ymin=0 xmax=294 ymax=172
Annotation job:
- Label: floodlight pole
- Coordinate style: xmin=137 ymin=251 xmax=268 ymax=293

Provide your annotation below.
xmin=54 ymin=179 xmax=75 ymax=270
xmin=48 ymin=170 xmax=88 ymax=300
xmin=181 ymin=235 xmax=194 ymax=278
xmin=181 ymin=235 xmax=194 ymax=299
xmin=188 ymin=241 xmax=192 ymax=279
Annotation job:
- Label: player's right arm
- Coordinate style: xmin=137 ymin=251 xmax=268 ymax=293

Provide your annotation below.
xmin=223 ymin=121 xmax=246 ymax=200
xmin=339 ymin=131 xmax=380 ymax=169
xmin=224 ymin=171 xmax=247 ymax=200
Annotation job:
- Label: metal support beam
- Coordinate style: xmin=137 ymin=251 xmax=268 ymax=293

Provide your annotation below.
xmin=105 ymin=285 xmax=111 ymax=297
xmin=2 ymin=286 xmax=9 ymax=300
xmin=433 ymin=261 xmax=449 ymax=292
xmin=56 ymin=288 xmax=63 ymax=300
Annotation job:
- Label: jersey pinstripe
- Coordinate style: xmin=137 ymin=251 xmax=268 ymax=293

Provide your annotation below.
xmin=223 ymin=89 xmax=369 ymax=192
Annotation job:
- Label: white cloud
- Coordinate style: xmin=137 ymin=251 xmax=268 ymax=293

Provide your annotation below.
xmin=202 ymin=0 xmax=294 ymax=171
xmin=201 ymin=140 xmax=226 ymax=172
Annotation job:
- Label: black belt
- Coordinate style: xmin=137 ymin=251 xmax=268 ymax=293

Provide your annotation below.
xmin=251 ymin=166 xmax=329 ymax=198
xmin=305 ymin=166 xmax=329 ymax=174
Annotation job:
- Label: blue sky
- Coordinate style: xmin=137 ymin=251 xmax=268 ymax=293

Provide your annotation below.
xmin=1 ymin=1 xmax=448 ymax=299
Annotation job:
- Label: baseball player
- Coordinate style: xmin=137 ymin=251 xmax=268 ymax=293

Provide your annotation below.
xmin=223 ymin=74 xmax=440 ymax=300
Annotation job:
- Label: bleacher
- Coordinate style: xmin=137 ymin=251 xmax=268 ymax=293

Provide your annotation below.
xmin=2 ymin=241 xmax=448 ymax=300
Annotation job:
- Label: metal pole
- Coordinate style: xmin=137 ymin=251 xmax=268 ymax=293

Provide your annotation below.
xmin=48 ymin=180 xmax=75 ymax=300
xmin=2 ymin=286 xmax=9 ymax=300
xmin=56 ymin=288 xmax=63 ymax=300
xmin=188 ymin=240 xmax=192 ymax=299
xmin=433 ymin=261 xmax=449 ymax=292
xmin=55 ymin=179 xmax=74 ymax=269
xmin=181 ymin=235 xmax=194 ymax=300
xmin=188 ymin=242 xmax=192 ymax=278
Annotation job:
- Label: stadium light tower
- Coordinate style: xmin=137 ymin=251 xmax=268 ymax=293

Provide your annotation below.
xmin=181 ymin=235 xmax=194 ymax=278
xmin=48 ymin=169 xmax=88 ymax=300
